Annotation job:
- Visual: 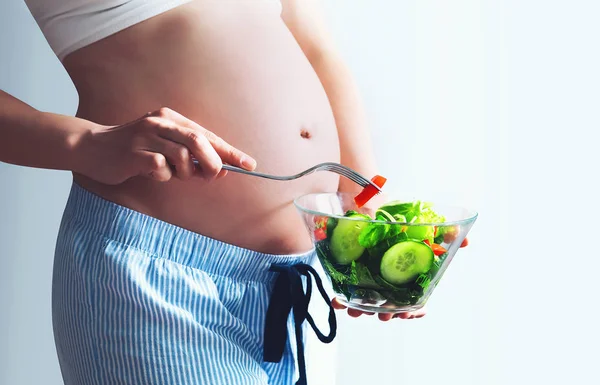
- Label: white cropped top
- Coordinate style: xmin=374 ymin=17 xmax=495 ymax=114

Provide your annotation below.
xmin=25 ymin=0 xmax=197 ymax=61
xmin=25 ymin=0 xmax=283 ymax=62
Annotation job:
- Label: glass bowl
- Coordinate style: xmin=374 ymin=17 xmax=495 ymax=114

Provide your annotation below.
xmin=294 ymin=192 xmax=478 ymax=313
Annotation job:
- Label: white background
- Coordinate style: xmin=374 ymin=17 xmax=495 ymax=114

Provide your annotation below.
xmin=1 ymin=1 xmax=598 ymax=384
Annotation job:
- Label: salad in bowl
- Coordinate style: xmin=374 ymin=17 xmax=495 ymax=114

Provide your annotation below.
xmin=294 ymin=180 xmax=478 ymax=313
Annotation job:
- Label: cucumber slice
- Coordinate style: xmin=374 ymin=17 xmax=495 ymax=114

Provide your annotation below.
xmin=380 ymin=241 xmax=434 ymax=285
xmin=329 ymin=216 xmax=369 ymax=265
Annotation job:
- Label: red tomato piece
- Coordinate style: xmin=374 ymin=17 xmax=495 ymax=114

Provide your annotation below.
xmin=442 ymin=226 xmax=459 ymax=243
xmin=314 ymin=228 xmax=327 ymax=241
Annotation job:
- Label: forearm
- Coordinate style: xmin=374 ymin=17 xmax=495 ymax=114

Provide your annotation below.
xmin=0 ymin=90 xmax=96 ymax=172
xmin=311 ymin=53 xmax=379 ymax=193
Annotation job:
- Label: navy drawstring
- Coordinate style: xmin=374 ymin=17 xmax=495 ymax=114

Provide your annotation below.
xmin=263 ymin=263 xmax=337 ymax=385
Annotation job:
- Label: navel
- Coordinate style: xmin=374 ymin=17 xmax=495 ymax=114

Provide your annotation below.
xmin=300 ymin=129 xmax=312 ymax=139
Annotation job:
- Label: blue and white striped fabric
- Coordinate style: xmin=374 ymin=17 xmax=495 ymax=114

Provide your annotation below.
xmin=52 ymin=183 xmax=334 ymax=385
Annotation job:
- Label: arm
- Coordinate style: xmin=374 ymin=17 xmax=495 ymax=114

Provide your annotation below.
xmin=0 ymin=89 xmax=95 ymax=172
xmin=281 ymin=0 xmax=378 ymax=193
xmin=0 ymin=89 xmax=255 ymax=183
xmin=282 ymin=2 xmax=425 ymax=320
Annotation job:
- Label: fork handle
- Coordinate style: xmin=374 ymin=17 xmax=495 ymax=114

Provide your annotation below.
xmin=192 ymin=161 xmax=292 ymax=181
xmin=193 ymin=160 xmax=381 ymax=192
xmin=221 ymin=164 xmax=289 ymax=180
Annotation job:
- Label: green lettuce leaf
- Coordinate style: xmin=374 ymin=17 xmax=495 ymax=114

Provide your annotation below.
xmin=351 ymin=261 xmax=379 ymax=288
xmin=419 ymin=206 xmax=446 ymax=224
xmin=358 ymin=223 xmax=388 ymax=248
xmin=317 ymin=247 xmax=351 ymax=284
xmin=415 ymin=273 xmax=432 ymax=290
xmin=357 ymin=211 xmax=403 ymax=248
xmin=366 ymin=232 xmax=409 ymax=258
xmin=349 ymin=261 xmax=359 ymax=285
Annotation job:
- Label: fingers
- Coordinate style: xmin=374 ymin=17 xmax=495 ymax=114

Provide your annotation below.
xmin=138 ymin=152 xmax=173 ymax=182
xmin=393 ymin=308 xmax=427 ymax=320
xmin=347 ymin=308 xmax=364 ymax=318
xmin=149 ymin=108 xmax=257 ymax=171
xmin=331 ymin=298 xmax=347 ymax=310
xmin=331 ymin=298 xmax=364 ymax=318
xmin=124 ymin=107 xmax=256 ymax=182
xmin=148 ymin=138 xmax=195 ymax=180
xmin=332 ymin=298 xmax=376 ymax=318
xmin=332 ymin=297 xmax=426 ymax=321
xmin=202 ymin=129 xmax=257 ymax=171
xmin=145 ymin=116 xmax=223 ymax=180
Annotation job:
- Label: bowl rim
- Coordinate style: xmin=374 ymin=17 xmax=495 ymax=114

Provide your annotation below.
xmin=293 ymin=192 xmax=479 ymax=226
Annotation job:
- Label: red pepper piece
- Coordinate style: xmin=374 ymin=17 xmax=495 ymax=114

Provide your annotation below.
xmin=354 ymin=175 xmax=387 ymax=208
xmin=431 ymin=243 xmax=447 ymax=256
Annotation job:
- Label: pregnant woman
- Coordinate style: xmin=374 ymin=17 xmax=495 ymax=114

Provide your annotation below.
xmin=1 ymin=1 xmax=425 ymax=384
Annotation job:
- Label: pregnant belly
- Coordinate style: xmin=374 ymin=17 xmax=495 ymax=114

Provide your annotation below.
xmin=66 ymin=0 xmax=341 ymax=254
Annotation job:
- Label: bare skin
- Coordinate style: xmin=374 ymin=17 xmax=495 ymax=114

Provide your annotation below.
xmin=0 ymin=0 xmax=423 ymax=319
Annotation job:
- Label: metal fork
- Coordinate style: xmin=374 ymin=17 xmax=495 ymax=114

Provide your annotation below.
xmin=192 ymin=160 xmax=382 ymax=192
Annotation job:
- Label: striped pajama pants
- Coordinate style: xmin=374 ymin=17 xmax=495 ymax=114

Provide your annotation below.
xmin=52 ymin=183 xmax=336 ymax=385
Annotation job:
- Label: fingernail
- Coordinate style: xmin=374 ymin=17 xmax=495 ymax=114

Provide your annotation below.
xmin=241 ymin=156 xmax=257 ymax=170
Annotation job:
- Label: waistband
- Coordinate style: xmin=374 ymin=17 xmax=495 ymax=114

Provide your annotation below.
xmin=63 ymin=183 xmax=316 ymax=282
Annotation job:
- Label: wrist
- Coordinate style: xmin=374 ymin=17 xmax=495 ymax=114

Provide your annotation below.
xmin=70 ymin=119 xmax=104 ymax=176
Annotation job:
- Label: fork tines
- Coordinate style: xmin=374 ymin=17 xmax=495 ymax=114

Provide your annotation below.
xmin=324 ymin=163 xmax=380 ymax=191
